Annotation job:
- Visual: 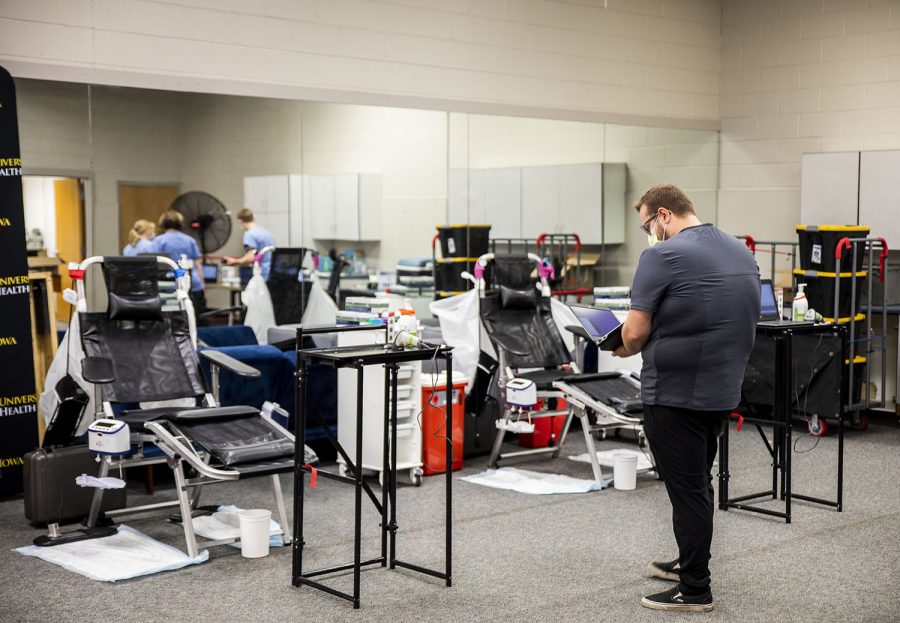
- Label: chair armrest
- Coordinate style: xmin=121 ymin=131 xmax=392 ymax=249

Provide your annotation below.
xmin=489 ymin=334 xmax=529 ymax=358
xmin=565 ymin=324 xmax=593 ymax=341
xmin=82 ymin=356 xmax=116 ymax=384
xmin=197 ymin=305 xmax=244 ymax=319
xmin=199 ymin=349 xmax=261 ymax=379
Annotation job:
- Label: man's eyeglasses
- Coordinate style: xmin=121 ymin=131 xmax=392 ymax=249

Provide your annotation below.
xmin=639 ymin=212 xmax=659 ymax=235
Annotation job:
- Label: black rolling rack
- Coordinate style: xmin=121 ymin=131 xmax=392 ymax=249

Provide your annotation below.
xmin=718 ymin=322 xmax=848 ymax=523
xmin=292 ymin=324 xmax=454 ymax=609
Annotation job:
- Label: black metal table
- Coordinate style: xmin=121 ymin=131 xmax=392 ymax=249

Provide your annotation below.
xmin=291 ymin=324 xmax=453 ymax=608
xmin=718 ymin=321 xmax=847 ymax=523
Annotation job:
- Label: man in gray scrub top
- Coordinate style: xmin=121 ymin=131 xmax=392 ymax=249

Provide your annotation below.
xmin=614 ymin=184 xmax=760 ymax=613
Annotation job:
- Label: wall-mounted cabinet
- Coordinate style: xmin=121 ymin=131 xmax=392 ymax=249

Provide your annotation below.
xmin=801 ymin=150 xmax=900 ymax=248
xmin=304 ymin=173 xmax=382 ymax=241
xmin=242 ymin=175 xmax=299 ymax=247
xmin=448 ymin=162 xmax=625 ymax=244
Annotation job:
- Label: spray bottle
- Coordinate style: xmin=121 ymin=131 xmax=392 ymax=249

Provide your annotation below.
xmin=792 ymin=283 xmax=808 ymax=321
xmin=390 ymin=299 xmax=419 ymax=347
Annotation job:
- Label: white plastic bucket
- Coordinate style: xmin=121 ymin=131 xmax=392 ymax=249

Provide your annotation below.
xmin=613 ymin=452 xmax=638 ymax=491
xmin=239 ymin=509 xmax=272 ymax=558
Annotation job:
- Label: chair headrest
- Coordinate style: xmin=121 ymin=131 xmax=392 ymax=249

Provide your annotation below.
xmin=102 ymin=257 xmax=163 ymax=321
xmin=500 ymin=285 xmax=536 ymax=309
xmin=493 ymin=256 xmax=537 ymax=290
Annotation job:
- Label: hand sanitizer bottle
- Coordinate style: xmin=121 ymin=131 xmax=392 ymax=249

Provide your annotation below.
xmin=792 ymin=283 xmax=808 ymax=321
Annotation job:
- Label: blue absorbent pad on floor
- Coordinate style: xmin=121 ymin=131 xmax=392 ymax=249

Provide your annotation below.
xmin=15 ymin=525 xmax=208 ymax=581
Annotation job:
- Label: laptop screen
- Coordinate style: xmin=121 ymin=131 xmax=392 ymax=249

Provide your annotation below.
xmin=760 ymin=279 xmax=779 ymax=320
xmin=571 ymin=305 xmax=622 ymax=339
xmin=202 ymin=263 xmax=219 ymax=283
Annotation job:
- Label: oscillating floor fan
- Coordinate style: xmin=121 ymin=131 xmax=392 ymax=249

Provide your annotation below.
xmin=171 ymin=191 xmax=231 ymax=259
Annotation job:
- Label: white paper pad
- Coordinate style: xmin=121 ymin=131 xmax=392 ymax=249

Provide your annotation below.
xmin=460 ymin=467 xmax=602 ymax=495
xmin=191 ymin=505 xmax=284 ymax=548
xmin=16 ymin=525 xmax=207 ymax=581
xmin=568 ymin=449 xmax=654 ymax=471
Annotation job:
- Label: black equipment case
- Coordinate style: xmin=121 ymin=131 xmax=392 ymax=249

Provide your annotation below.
xmin=23 ymin=445 xmax=126 ymax=527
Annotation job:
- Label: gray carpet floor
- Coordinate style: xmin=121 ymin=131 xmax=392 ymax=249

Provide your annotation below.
xmin=2 ymin=421 xmax=899 ymax=623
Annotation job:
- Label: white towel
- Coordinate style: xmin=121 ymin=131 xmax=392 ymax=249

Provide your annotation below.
xmin=16 ymin=525 xmax=207 ymax=582
xmin=460 ymin=467 xmax=602 ymax=495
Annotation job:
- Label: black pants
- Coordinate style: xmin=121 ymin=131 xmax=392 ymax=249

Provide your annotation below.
xmin=643 ymin=403 xmax=725 ymax=596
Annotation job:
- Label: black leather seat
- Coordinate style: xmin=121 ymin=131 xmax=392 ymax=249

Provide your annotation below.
xmin=517 ymin=367 xmax=574 ymax=391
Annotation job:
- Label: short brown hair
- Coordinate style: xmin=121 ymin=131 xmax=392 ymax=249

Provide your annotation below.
xmin=158 ymin=209 xmax=183 ymax=231
xmin=635 ymin=184 xmax=695 ymax=217
xmin=236 ymin=208 xmax=254 ymax=223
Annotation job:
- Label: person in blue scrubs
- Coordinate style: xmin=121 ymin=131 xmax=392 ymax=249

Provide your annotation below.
xmin=150 ymin=209 xmax=206 ymax=312
xmin=224 ymin=208 xmax=276 ymax=280
xmin=122 ymin=219 xmax=155 ymax=256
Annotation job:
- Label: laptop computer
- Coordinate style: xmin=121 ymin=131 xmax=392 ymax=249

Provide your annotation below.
xmin=759 ymin=279 xmax=780 ymax=321
xmin=568 ymin=304 xmax=624 ymax=351
xmin=757 ymin=278 xmax=814 ymax=327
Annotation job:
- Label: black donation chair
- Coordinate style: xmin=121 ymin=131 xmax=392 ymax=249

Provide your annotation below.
xmin=77 ymin=255 xmax=298 ymax=557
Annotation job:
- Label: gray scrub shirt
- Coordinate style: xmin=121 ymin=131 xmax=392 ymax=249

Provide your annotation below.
xmin=630 ymin=223 xmax=760 ymax=411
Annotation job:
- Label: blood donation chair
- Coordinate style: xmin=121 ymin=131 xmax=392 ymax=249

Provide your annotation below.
xmin=74 ymin=255 xmax=298 ymax=558
xmin=473 ymin=254 xmax=578 ymax=466
xmin=473 ymin=253 xmax=652 ymax=485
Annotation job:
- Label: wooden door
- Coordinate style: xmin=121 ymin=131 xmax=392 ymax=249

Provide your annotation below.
xmin=118 ymin=184 xmax=179 ymax=250
xmin=53 ymin=178 xmax=85 ymax=322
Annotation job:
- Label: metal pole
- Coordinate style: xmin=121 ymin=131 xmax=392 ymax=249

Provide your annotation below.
xmin=353 ymin=362 xmax=364 ymax=609
xmin=445 ymin=349 xmax=453 ymax=587
xmin=784 ymin=331 xmax=793 ymax=524
xmin=292 ymin=327 xmax=307 ymax=585
xmin=381 ymin=363 xmax=390 ymax=567
xmin=838 ymin=324 xmax=846 ymax=512
xmin=389 ymin=363 xmax=399 ymax=568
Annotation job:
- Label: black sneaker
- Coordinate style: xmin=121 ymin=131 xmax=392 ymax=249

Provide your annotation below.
xmin=641 ymin=586 xmax=714 ymax=612
xmin=647 ymin=558 xmax=680 ymax=581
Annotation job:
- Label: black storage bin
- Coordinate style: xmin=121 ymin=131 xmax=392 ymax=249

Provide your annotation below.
xmin=434 ymin=258 xmax=473 ymax=291
xmin=437 ymin=225 xmax=491 ymax=258
xmin=796 ymin=225 xmax=869 ymax=273
xmin=793 ymin=270 xmax=866 ymax=320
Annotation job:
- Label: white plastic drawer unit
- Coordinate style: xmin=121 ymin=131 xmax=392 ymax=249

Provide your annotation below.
xmin=391 ymin=384 xmax=414 ymax=401
xmin=394 ymin=401 xmax=415 ymax=423
xmin=396 ymin=364 xmax=416 ymax=381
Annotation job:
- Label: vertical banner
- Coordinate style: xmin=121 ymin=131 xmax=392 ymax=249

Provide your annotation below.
xmin=0 ymin=65 xmax=38 ymax=497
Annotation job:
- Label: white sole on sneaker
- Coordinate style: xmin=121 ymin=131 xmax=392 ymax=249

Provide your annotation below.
xmin=641 ymin=596 xmax=714 ymax=612
xmin=646 ymin=561 xmax=680 ymax=582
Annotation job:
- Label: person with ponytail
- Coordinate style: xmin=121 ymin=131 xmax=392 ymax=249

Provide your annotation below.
xmin=122 ymin=219 xmax=156 ymax=256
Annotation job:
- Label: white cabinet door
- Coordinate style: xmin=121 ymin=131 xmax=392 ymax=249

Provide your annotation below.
xmin=602 ymin=163 xmax=626 ymax=244
xmin=859 ymin=150 xmax=900 ymax=249
xmin=243 ymin=176 xmax=266 ymax=214
xmin=333 ymin=174 xmax=359 ymax=240
xmin=559 ymin=163 xmax=603 ymax=242
xmin=307 ymin=175 xmax=335 ymax=239
xmin=265 ymin=175 xmax=290 ymax=213
xmin=288 ymin=174 xmax=304 ymax=246
xmin=484 ymin=167 xmax=521 ymax=239
xmin=522 ymin=165 xmax=559 ymax=237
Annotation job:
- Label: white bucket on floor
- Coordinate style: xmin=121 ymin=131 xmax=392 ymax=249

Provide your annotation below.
xmin=239 ymin=509 xmax=272 ymax=558
xmin=613 ymin=452 xmax=638 ymax=491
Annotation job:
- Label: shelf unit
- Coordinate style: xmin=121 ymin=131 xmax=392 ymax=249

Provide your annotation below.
xmin=336 ymin=330 xmax=424 ymax=485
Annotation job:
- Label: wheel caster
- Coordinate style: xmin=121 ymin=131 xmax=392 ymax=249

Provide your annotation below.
xmin=338 ymin=463 xmax=351 ymax=478
xmin=851 ymin=414 xmax=870 ymax=432
xmin=409 ymin=468 xmax=423 ymax=487
xmin=807 ymin=417 xmax=828 ymax=437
